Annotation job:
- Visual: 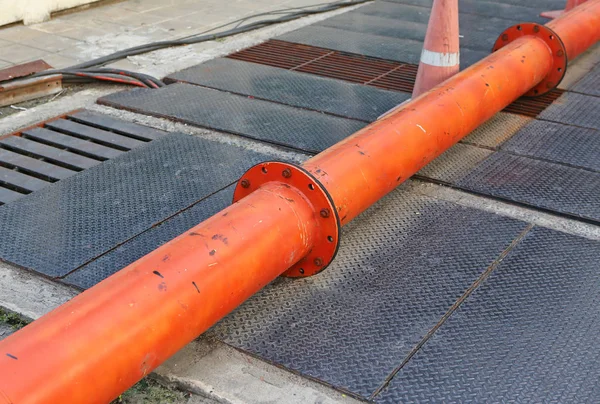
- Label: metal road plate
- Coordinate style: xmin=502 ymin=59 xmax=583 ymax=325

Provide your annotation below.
xmin=462 ymin=112 xmax=532 ymax=148
xmin=417 ymin=143 xmax=493 ymax=184
xmin=457 ymin=152 xmax=600 ymax=223
xmin=377 ymin=227 xmax=600 ymax=403
xmin=166 ymin=58 xmax=409 ymax=122
xmin=277 ymin=25 xmax=488 ymax=68
xmin=380 ymin=0 xmax=552 ymax=23
xmin=319 ymin=7 xmax=511 ymax=52
xmin=99 ymin=84 xmax=366 ymax=154
xmin=539 ymin=92 xmax=600 ymax=131
xmin=502 ymin=120 xmax=600 ymax=172
xmin=569 ymin=63 xmax=600 ymax=97
xmin=64 ymin=186 xmax=234 ymax=289
xmin=0 ymin=133 xmax=273 ymax=278
xmin=208 ymin=187 xmax=527 ymax=398
xmin=68 ymin=110 xmax=167 ymax=141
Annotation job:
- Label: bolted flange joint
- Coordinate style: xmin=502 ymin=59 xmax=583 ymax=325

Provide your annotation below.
xmin=492 ymin=22 xmax=567 ymax=97
xmin=233 ymin=161 xmax=341 ymax=278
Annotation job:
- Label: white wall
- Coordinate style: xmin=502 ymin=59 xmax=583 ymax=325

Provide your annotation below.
xmin=0 ymin=0 xmax=101 ymax=26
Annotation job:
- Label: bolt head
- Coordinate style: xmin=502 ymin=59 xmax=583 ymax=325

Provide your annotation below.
xmin=282 ymin=168 xmax=292 ymax=178
xmin=557 ymin=50 xmax=564 ymax=57
xmin=533 ymin=25 xmax=540 ymax=33
xmin=240 ymin=179 xmax=250 ymax=188
xmin=320 ymin=208 xmax=330 ymax=218
xmin=502 ymin=33 xmax=509 ymax=41
xmin=314 ymin=258 xmax=323 ymax=267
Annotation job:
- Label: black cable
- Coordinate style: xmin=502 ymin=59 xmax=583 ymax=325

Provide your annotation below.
xmin=27 ymin=0 xmax=370 ymax=88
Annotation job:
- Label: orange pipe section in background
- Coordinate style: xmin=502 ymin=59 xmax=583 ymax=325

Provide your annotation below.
xmin=0 ymin=1 xmax=599 ymax=403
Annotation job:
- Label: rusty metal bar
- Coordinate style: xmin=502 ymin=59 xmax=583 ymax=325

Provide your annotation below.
xmin=0 ymin=2 xmax=599 ymax=403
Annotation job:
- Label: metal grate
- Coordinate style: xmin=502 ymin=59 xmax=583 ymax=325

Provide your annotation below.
xmin=0 ymin=110 xmax=166 ymax=205
xmin=228 ymin=40 xmax=564 ymax=117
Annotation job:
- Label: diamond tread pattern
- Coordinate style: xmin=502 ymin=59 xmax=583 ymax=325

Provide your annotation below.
xmin=502 ymin=120 xmax=600 ymax=172
xmin=457 ymin=152 xmax=600 ymax=223
xmin=377 ymin=227 xmax=600 ymax=403
xmin=64 ymin=186 xmax=234 ymax=289
xmin=380 ymin=0 xmax=555 ymax=23
xmin=99 ymin=84 xmax=366 ymax=154
xmin=539 ymin=92 xmax=600 ymax=131
xmin=416 ymin=143 xmax=492 ymax=184
xmin=462 ymin=112 xmax=532 ymax=148
xmin=209 ymin=187 xmax=527 ymax=398
xmin=166 ymin=58 xmax=410 ymax=122
xmin=277 ymin=25 xmax=488 ymax=69
xmin=318 ymin=5 xmax=513 ymax=52
xmin=570 ymin=63 xmax=600 ymax=97
xmin=0 ymin=134 xmax=272 ymax=277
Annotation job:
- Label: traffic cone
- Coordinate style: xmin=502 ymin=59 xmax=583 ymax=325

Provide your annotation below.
xmin=541 ymin=0 xmax=587 ymax=19
xmin=378 ymin=0 xmax=459 ymax=120
xmin=412 ymin=0 xmax=460 ymax=98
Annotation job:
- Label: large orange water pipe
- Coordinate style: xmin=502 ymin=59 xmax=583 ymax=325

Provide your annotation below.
xmin=1 ymin=2 xmax=600 ymax=403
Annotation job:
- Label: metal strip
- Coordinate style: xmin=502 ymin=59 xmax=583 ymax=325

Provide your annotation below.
xmin=45 ymin=120 xmax=146 ymax=151
xmin=0 ymin=136 xmax=100 ymax=171
xmin=23 ymin=127 xmax=123 ymax=161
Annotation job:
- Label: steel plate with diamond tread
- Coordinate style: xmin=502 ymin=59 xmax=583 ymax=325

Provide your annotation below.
xmin=277 ymin=25 xmax=489 ymax=68
xmin=501 ymin=120 xmax=600 ymax=172
xmin=570 ymin=63 xmax=600 ymax=97
xmin=539 ymin=92 xmax=600 ymax=131
xmin=376 ymin=227 xmax=600 ymax=403
xmin=381 ymin=0 xmax=556 ymax=23
xmin=457 ymin=152 xmax=600 ymax=223
xmin=64 ymin=186 xmax=234 ymax=289
xmin=0 ymin=133 xmax=274 ymax=278
xmin=99 ymin=84 xmax=366 ymax=154
xmin=166 ymin=58 xmax=410 ymax=122
xmin=208 ymin=187 xmax=527 ymax=398
xmin=316 ymin=6 xmax=514 ymax=52
xmin=0 ymin=110 xmax=167 ymax=205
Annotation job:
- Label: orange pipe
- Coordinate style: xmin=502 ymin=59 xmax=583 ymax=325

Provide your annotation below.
xmin=0 ymin=182 xmax=319 ymax=404
xmin=547 ymin=0 xmax=600 ymax=60
xmin=1 ymin=3 xmax=599 ymax=403
xmin=304 ymin=36 xmax=553 ymax=224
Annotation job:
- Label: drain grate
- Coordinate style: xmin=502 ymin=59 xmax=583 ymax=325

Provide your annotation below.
xmin=0 ymin=110 xmax=166 ymax=205
xmin=228 ymin=40 xmax=564 ymax=117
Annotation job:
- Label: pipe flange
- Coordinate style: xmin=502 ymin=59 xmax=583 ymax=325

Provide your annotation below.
xmin=492 ymin=23 xmax=567 ymax=97
xmin=233 ymin=161 xmax=340 ymax=278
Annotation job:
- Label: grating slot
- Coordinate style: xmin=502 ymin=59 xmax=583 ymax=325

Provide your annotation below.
xmin=0 ymin=166 xmax=51 ymax=193
xmin=45 ymin=120 xmax=145 ymax=151
xmin=228 ymin=40 xmax=565 ymax=117
xmin=0 ymin=148 xmax=76 ymax=181
xmin=22 ymin=127 xmax=123 ymax=161
xmin=0 ymin=185 xmax=26 ymax=205
xmin=0 ymin=137 xmax=99 ymax=171
xmin=67 ymin=111 xmax=166 ymax=141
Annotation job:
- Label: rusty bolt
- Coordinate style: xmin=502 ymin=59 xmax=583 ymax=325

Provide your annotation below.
xmin=240 ymin=179 xmax=250 ymax=188
xmin=314 ymin=257 xmax=323 ymax=267
xmin=320 ymin=208 xmax=330 ymax=218
xmin=502 ymin=33 xmax=509 ymax=41
xmin=546 ymin=81 xmax=554 ymax=89
xmin=557 ymin=50 xmax=564 ymax=57
xmin=282 ymin=168 xmax=292 ymax=178
xmin=533 ymin=25 xmax=540 ymax=33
